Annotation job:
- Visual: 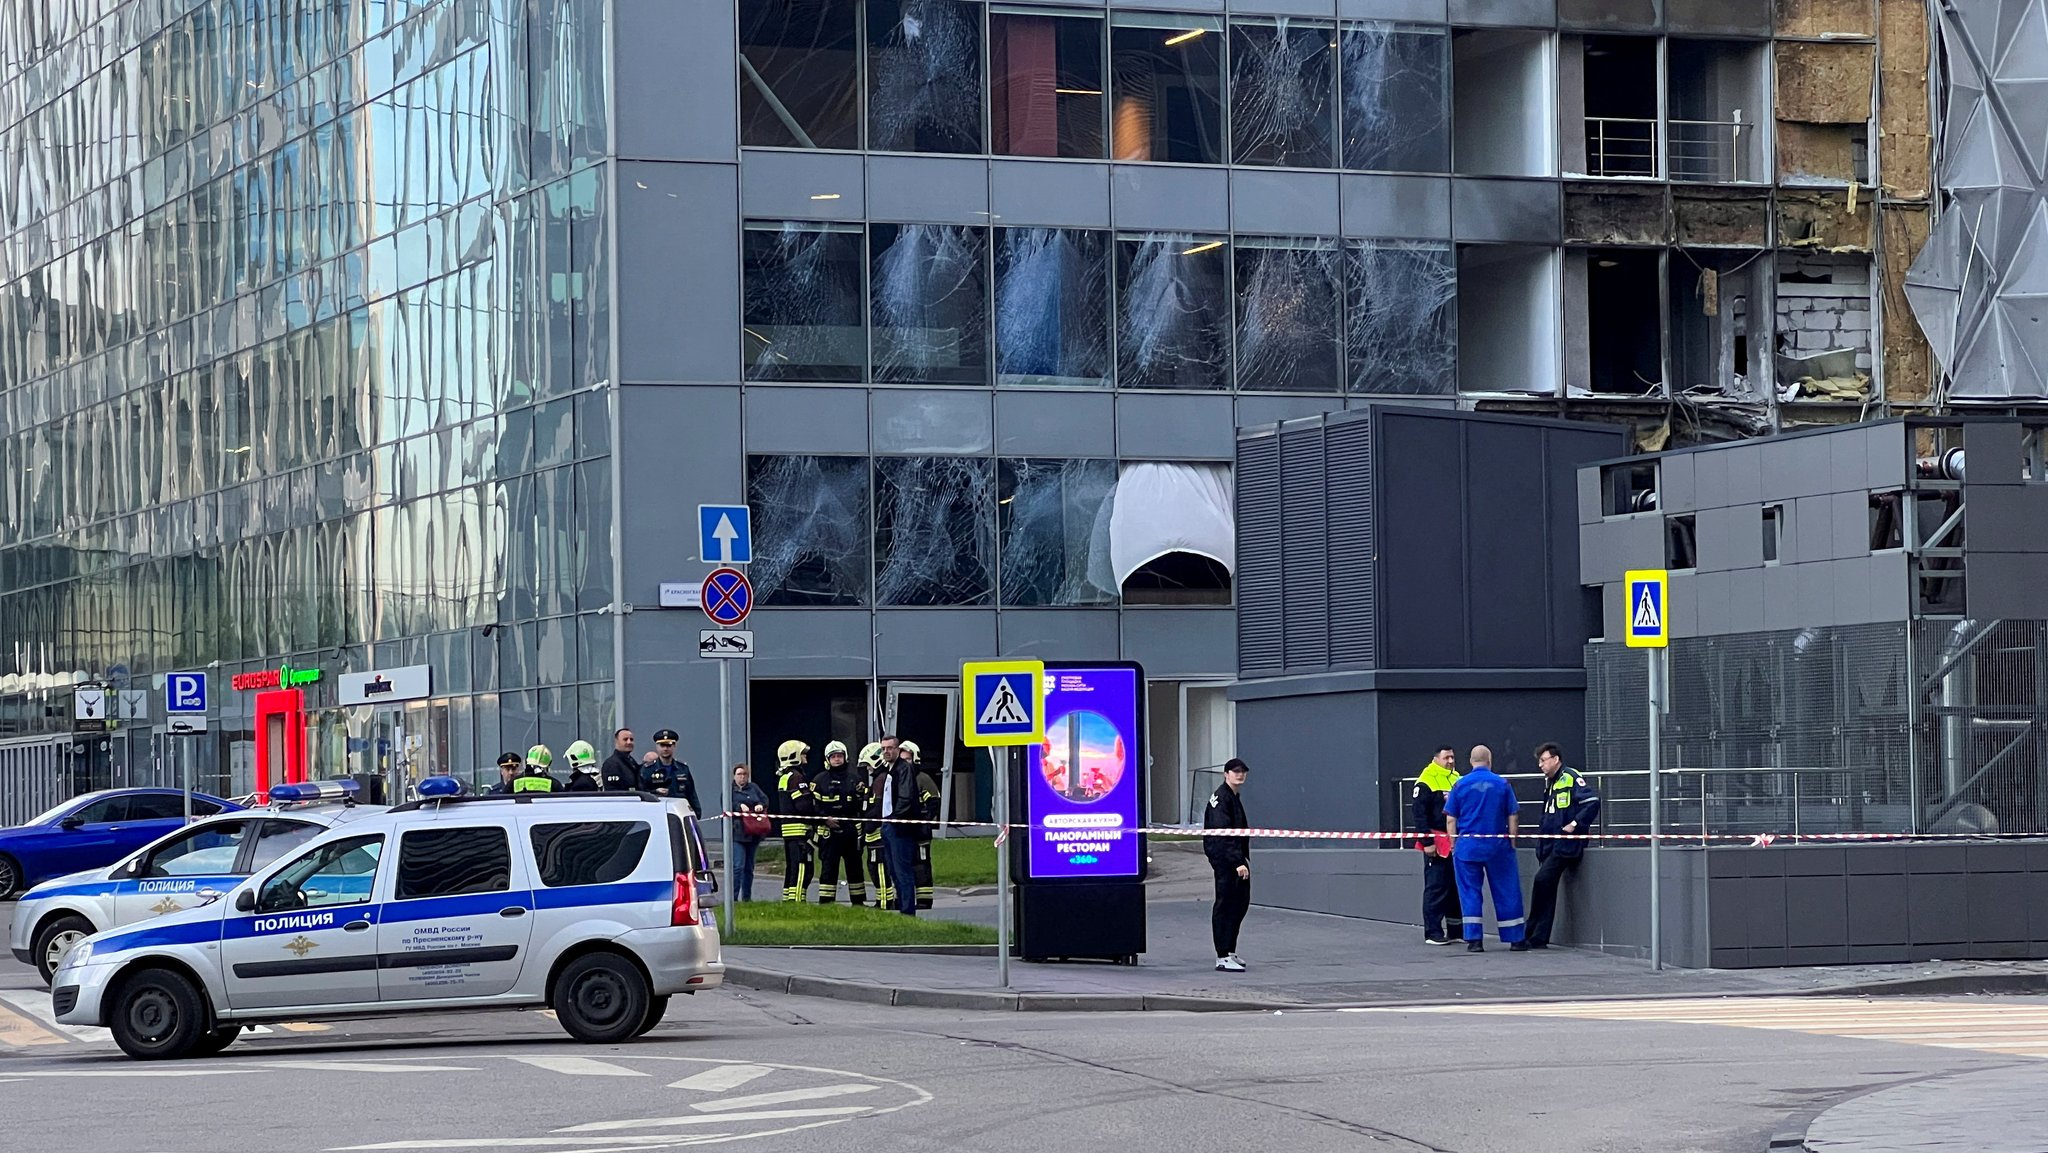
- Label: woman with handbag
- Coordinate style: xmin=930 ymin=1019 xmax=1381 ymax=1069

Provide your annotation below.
xmin=731 ymin=763 xmax=773 ymax=902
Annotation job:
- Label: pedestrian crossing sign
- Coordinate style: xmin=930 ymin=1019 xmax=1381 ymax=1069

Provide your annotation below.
xmin=1624 ymin=569 xmax=1669 ymax=648
xmin=961 ymin=659 xmax=1046 ymax=747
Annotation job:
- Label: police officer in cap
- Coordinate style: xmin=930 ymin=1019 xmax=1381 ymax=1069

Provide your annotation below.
xmin=489 ymin=751 xmax=522 ymax=794
xmin=642 ymin=729 xmax=701 ymax=815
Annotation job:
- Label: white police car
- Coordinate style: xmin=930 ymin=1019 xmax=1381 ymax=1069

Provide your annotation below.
xmin=51 ymin=780 xmax=724 ymax=1060
xmin=9 ymin=781 xmax=378 ymax=985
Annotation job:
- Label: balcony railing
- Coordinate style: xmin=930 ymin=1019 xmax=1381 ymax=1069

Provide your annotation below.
xmin=1584 ymin=116 xmax=1757 ymax=183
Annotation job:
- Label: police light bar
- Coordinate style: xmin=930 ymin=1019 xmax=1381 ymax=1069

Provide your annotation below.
xmin=269 ymin=779 xmax=360 ymax=804
xmin=416 ymin=775 xmax=465 ymax=799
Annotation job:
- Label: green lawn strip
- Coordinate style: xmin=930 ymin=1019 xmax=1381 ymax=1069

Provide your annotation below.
xmin=727 ymin=900 xmax=997 ymax=946
xmin=746 ymin=836 xmax=1001 ymax=887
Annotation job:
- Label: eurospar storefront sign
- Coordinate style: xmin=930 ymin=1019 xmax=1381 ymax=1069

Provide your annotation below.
xmin=1024 ymin=664 xmax=1144 ymax=880
xmin=230 ymin=664 xmax=324 ymax=691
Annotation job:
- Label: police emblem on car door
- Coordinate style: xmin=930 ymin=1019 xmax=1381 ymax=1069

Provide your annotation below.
xmin=220 ymin=834 xmax=386 ymax=1010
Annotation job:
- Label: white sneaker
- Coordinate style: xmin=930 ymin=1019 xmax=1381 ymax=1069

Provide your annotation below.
xmin=1216 ymin=956 xmax=1246 ymax=972
xmin=1228 ymin=953 xmax=1247 ymax=967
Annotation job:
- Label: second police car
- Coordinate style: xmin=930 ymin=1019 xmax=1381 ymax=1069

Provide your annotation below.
xmin=51 ymin=779 xmax=724 ymax=1060
xmin=9 ymin=781 xmax=374 ymax=985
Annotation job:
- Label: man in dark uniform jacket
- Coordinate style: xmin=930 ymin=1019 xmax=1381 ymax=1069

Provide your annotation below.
xmin=1204 ymin=758 xmax=1253 ymax=972
xmin=599 ymin=728 xmax=642 ymax=792
xmin=641 ymin=728 xmax=701 ymax=815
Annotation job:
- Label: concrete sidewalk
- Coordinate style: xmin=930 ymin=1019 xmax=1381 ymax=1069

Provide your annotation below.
xmin=722 ymin=887 xmax=2048 ymax=1011
xmin=1799 ymin=1065 xmax=2048 ymax=1153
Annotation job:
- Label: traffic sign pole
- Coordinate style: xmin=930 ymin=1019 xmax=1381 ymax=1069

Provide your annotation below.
xmin=1648 ymin=644 xmax=1664 ymax=972
xmin=997 ymin=746 xmax=1012 ymax=989
xmin=1624 ymin=569 xmax=1670 ymax=972
xmin=719 ymin=657 xmax=734 ymax=939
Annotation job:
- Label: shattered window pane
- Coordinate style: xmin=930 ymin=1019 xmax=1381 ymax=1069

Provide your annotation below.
xmin=995 ymin=227 xmax=1111 ymax=387
xmin=868 ymin=0 xmax=986 ymax=154
xmin=1117 ymin=233 xmax=1231 ymax=390
xmin=871 ymin=223 xmax=988 ymax=385
xmin=875 ymin=456 xmax=995 ymax=606
xmin=998 ymin=458 xmax=1118 ymax=606
xmin=1110 ymin=14 xmax=1225 ymax=163
xmin=739 ymin=0 xmax=861 ymax=149
xmin=743 ymin=222 xmax=864 ymax=383
xmin=747 ymin=455 xmax=871 ymax=606
xmin=1235 ymin=237 xmax=1342 ymax=392
xmin=991 ymin=9 xmax=1106 ymax=158
xmin=1340 ymin=23 xmax=1450 ymax=173
xmin=1230 ymin=18 xmax=1337 ymax=168
xmin=1347 ymin=241 xmax=1457 ymax=394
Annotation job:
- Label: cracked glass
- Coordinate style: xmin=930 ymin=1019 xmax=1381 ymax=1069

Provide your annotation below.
xmin=998 ymin=458 xmax=1118 ymax=606
xmin=1231 ymin=18 xmax=1337 ymax=168
xmin=1347 ymin=241 xmax=1458 ymax=394
xmin=868 ymin=0 xmax=986 ymax=154
xmin=748 ymin=455 xmax=872 ymax=606
xmin=739 ymin=0 xmax=861 ymax=149
xmin=991 ymin=8 xmax=1106 ymax=158
xmin=1340 ymin=23 xmax=1450 ymax=173
xmin=871 ymin=223 xmax=988 ymax=385
xmin=1236 ymin=238 xmax=1342 ymax=392
xmin=1110 ymin=14 xmax=1224 ymax=164
xmin=875 ymin=456 xmax=996 ymax=606
xmin=744 ymin=221 xmax=865 ymax=383
xmin=1117 ymin=233 xmax=1231 ymax=391
xmin=995 ymin=227 xmax=1111 ymax=388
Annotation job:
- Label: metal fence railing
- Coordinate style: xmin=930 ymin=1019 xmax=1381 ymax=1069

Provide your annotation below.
xmin=1585 ymin=116 xmax=1658 ymax=178
xmin=1668 ymin=118 xmax=1754 ymax=183
xmin=1396 ymin=765 xmax=1872 ymax=843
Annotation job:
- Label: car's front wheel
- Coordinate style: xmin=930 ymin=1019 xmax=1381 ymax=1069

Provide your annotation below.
xmin=32 ymin=915 xmax=94 ymax=986
xmin=107 ymin=967 xmax=207 ymax=1061
xmin=553 ymin=952 xmax=651 ymax=1045
xmin=0 ymin=855 xmax=20 ymax=899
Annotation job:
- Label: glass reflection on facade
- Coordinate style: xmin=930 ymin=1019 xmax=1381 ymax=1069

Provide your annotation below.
xmin=0 ymin=1 xmax=616 ymax=796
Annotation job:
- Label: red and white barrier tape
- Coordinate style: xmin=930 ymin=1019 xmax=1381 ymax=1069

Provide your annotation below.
xmin=720 ymin=813 xmax=2036 ymax=847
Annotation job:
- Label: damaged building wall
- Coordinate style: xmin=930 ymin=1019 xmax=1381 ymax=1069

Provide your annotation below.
xmin=1874 ymin=0 xmax=1933 ymax=404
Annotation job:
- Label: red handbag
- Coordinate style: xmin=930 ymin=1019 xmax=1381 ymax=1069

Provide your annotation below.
xmin=740 ymin=812 xmax=774 ymax=838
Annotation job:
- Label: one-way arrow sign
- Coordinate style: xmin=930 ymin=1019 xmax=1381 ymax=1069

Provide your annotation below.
xmin=698 ymin=504 xmax=752 ymax=565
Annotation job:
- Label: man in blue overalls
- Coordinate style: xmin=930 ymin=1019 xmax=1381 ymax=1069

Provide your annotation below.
xmin=1443 ymin=744 xmax=1527 ymax=953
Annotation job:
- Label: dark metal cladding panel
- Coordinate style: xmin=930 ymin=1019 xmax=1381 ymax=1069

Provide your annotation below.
xmin=1236 ymin=433 xmax=1285 ymax=676
xmin=1326 ymin=415 xmax=1377 ymax=668
xmin=1280 ymin=425 xmax=1331 ymax=671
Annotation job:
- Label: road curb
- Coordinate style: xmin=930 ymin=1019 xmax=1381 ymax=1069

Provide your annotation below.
xmin=724 ymin=962 xmax=2048 ymax=1015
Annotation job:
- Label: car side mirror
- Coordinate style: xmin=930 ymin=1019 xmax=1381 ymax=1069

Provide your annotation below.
xmin=235 ymin=889 xmax=256 ymax=913
xmin=59 ymin=815 xmax=85 ymax=830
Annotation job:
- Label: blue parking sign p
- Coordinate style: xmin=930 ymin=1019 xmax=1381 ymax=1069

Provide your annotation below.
xmin=167 ymin=672 xmax=208 ymax=714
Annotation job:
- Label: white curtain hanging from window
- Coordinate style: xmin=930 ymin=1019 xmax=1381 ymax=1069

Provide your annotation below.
xmin=1101 ymin=461 xmax=1236 ymax=588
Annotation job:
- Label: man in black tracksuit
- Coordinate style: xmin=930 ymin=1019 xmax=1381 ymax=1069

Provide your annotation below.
xmin=1528 ymin=741 xmax=1601 ymax=949
xmin=1203 ymin=758 xmax=1252 ymax=972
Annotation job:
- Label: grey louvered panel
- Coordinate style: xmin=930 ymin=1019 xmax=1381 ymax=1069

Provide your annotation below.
xmin=1236 ymin=433 xmax=1285 ymax=675
xmin=1280 ymin=425 xmax=1330 ymax=671
xmin=1326 ymin=415 xmax=1376 ymax=667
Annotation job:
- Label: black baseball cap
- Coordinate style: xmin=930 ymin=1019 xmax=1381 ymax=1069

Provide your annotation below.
xmin=653 ymin=728 xmax=679 ymax=743
xmin=497 ymin=751 xmax=522 ymax=768
xmin=1223 ymin=758 xmax=1250 ymax=774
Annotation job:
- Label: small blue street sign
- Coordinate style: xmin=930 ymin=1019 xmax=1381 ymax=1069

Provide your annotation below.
xmin=961 ymin=660 xmax=1046 ymax=746
xmin=1624 ymin=569 xmax=1669 ymax=649
xmin=698 ymin=504 xmax=752 ymax=565
xmin=701 ymin=567 xmax=754 ymax=627
xmin=166 ymin=671 xmax=209 ymax=714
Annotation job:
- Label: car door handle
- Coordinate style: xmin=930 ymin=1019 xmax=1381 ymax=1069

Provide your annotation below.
xmin=196 ymin=888 xmax=223 ymax=902
xmin=499 ymin=907 xmax=527 ymax=918
xmin=343 ymin=920 xmax=372 ymax=932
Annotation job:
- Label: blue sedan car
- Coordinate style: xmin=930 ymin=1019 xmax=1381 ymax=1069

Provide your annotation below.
xmin=0 ymin=789 xmax=242 ymax=897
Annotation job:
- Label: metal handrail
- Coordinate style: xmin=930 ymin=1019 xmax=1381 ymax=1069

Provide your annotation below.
xmin=1668 ymin=117 xmax=1752 ymax=183
xmin=1397 ymin=765 xmax=1870 ymax=841
xmin=1585 ymin=116 xmax=1658 ymax=178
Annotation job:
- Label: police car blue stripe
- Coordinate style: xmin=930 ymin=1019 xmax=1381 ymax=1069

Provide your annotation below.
xmin=532 ymin=880 xmax=672 ymax=910
xmin=25 ymin=881 xmax=122 ymax=900
xmin=382 ymin=891 xmax=527 ymax=923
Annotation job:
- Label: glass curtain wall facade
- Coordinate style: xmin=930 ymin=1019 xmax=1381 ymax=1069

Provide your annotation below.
xmin=0 ymin=0 xmax=614 ymax=796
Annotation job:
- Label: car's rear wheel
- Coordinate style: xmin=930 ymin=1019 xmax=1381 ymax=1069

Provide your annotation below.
xmin=32 ymin=915 xmax=94 ymax=986
xmin=0 ymin=855 xmax=19 ymax=899
xmin=192 ymin=1025 xmax=240 ymax=1056
xmin=107 ymin=967 xmax=207 ymax=1061
xmin=633 ymin=994 xmax=671 ymax=1037
xmin=553 ymin=952 xmax=651 ymax=1045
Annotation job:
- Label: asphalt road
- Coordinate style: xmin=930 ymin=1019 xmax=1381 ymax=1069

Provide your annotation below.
xmin=2 ymin=901 xmax=2037 ymax=1153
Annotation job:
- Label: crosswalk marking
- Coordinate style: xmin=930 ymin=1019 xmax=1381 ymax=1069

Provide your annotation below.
xmin=1358 ymin=997 xmax=2048 ymax=1059
xmin=666 ymin=1064 xmax=774 ymax=1092
xmin=0 ymin=998 xmax=65 ymax=1048
xmin=689 ymin=1084 xmax=879 ymax=1113
xmin=0 ymin=990 xmax=108 ymax=1043
xmin=556 ymin=1108 xmax=872 ymax=1134
xmin=260 ymin=1061 xmax=479 ymax=1073
xmin=510 ymin=1056 xmax=648 ymax=1077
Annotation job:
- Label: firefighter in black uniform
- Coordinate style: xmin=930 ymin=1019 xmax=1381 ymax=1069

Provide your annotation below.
xmin=901 ymin=740 xmax=939 ymax=909
xmin=774 ymin=740 xmax=816 ymax=902
xmin=810 ymin=741 xmax=866 ymax=905
xmin=1527 ymin=741 xmax=1601 ymax=949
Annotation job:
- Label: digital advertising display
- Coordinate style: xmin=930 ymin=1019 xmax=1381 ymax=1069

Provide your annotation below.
xmin=1025 ymin=663 xmax=1144 ymax=880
